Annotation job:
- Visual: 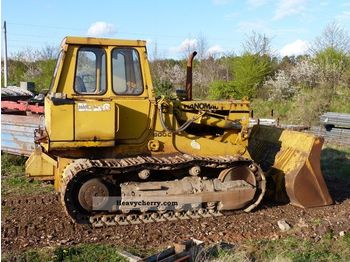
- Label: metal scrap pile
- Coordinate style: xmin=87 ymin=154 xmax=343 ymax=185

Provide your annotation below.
xmin=1 ymin=86 xmax=34 ymax=101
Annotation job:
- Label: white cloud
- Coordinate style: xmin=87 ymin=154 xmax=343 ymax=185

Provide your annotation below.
xmin=273 ymin=0 xmax=307 ymax=20
xmin=224 ymin=12 xmax=239 ymax=21
xmin=336 ymin=11 xmax=350 ymax=21
xmin=247 ymin=0 xmax=270 ymax=8
xmin=207 ymin=45 xmax=225 ymax=56
xmin=212 ymin=0 xmax=231 ymax=5
xmin=280 ymin=39 xmax=309 ymax=56
xmin=171 ymin=38 xmax=198 ymax=54
xmin=236 ymin=20 xmax=271 ymax=33
xmin=87 ymin=21 xmax=116 ymax=37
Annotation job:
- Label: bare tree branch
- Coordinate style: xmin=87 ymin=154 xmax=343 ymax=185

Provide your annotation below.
xmin=242 ymin=31 xmax=272 ymax=55
xmin=311 ymin=22 xmax=350 ymax=54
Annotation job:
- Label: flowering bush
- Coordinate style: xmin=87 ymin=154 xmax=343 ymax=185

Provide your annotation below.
xmin=263 ymin=70 xmax=294 ymax=101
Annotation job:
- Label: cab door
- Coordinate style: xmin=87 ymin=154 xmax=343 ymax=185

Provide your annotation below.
xmin=73 ymin=46 xmax=116 ymax=142
xmin=111 ymin=48 xmax=151 ymax=143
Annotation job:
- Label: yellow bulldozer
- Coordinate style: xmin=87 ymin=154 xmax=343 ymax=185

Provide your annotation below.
xmin=25 ymin=37 xmax=333 ymax=227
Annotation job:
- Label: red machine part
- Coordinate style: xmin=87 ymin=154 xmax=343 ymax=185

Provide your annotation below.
xmin=1 ymin=100 xmax=44 ymax=114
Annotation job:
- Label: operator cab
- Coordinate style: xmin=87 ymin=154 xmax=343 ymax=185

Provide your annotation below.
xmin=44 ymin=37 xmax=154 ymax=149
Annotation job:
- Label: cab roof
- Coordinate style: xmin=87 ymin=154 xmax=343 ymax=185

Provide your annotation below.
xmin=61 ymin=36 xmax=147 ymax=47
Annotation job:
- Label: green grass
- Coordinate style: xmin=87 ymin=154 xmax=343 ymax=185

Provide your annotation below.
xmin=3 ymin=235 xmax=350 ymax=262
xmin=210 ymin=234 xmax=350 ymax=262
xmin=321 ymin=145 xmax=350 ymax=181
xmin=329 ymin=86 xmax=350 ymax=114
xmin=2 ymin=244 xmax=128 ymax=262
xmin=1 ymin=153 xmax=53 ymax=196
xmin=120 ymin=246 xmax=160 ymax=258
xmin=251 ymin=98 xmax=293 ymax=122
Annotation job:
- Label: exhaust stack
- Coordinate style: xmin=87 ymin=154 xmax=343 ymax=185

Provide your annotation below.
xmin=185 ymin=51 xmax=197 ymax=101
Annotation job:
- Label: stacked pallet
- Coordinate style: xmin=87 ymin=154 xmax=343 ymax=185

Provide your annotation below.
xmin=312 ymin=112 xmax=350 ymax=146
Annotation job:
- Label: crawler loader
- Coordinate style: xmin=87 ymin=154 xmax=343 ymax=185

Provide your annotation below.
xmin=25 ymin=37 xmax=333 ymax=226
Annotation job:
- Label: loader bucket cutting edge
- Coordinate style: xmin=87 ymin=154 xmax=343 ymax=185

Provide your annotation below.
xmin=248 ymin=125 xmax=333 ymax=208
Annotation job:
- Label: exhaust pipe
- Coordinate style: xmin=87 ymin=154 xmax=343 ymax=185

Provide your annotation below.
xmin=185 ymin=51 xmax=197 ymax=101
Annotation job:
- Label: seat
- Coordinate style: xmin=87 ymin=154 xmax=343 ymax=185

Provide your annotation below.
xmin=75 ymin=76 xmax=86 ymax=93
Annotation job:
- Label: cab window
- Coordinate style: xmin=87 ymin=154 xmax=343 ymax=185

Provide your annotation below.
xmin=112 ymin=48 xmax=143 ymax=95
xmin=49 ymin=50 xmax=63 ymax=91
xmin=74 ymin=47 xmax=106 ymax=94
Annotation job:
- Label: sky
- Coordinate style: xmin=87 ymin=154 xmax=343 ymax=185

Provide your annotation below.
xmin=1 ymin=0 xmax=350 ymax=59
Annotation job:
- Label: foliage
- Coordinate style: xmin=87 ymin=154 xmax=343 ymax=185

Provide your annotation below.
xmin=208 ymin=80 xmax=238 ymax=99
xmin=153 ymin=78 xmax=174 ymax=97
xmin=314 ymin=47 xmax=350 ymax=88
xmin=288 ymin=86 xmax=333 ymax=125
xmin=251 ymin=98 xmax=293 ymax=121
xmin=290 ymin=59 xmax=319 ymax=88
xmin=208 ymin=53 xmax=274 ymax=99
xmin=247 ymin=83 xmax=350 ymax=125
xmin=231 ymin=53 xmax=274 ymax=98
xmin=5 ymin=45 xmax=58 ymax=92
xmin=263 ymin=70 xmax=294 ymax=101
xmin=329 ymin=86 xmax=350 ymax=113
xmin=32 ymin=59 xmax=57 ymax=91
xmin=7 ymin=59 xmax=27 ymax=86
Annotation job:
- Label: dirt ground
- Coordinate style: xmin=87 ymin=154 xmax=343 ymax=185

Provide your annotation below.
xmin=1 ymin=175 xmax=349 ymax=253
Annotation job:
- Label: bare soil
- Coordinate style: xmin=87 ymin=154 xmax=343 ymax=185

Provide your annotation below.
xmin=1 ymin=176 xmax=349 ymax=253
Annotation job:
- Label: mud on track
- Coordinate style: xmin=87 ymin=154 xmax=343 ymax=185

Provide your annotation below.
xmin=2 ymin=176 xmax=350 ymax=252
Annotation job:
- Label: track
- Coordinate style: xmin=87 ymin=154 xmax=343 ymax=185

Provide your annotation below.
xmin=61 ymin=154 xmax=265 ymax=227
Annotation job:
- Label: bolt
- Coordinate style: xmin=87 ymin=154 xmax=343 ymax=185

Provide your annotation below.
xmin=189 ymin=166 xmax=201 ymax=176
xmin=249 ymin=164 xmax=257 ymax=172
xmin=138 ymin=169 xmax=150 ymax=180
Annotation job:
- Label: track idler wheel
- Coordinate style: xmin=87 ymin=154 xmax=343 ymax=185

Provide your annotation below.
xmin=218 ymin=163 xmax=266 ymax=212
xmin=78 ymin=178 xmax=110 ymax=212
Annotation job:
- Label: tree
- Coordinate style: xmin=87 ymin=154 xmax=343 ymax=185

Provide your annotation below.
xmin=7 ymin=45 xmax=58 ymax=91
xmin=311 ymin=22 xmax=350 ymax=54
xmin=209 ymin=53 xmax=274 ymax=99
xmin=232 ymin=53 xmax=273 ymax=97
xmin=196 ymin=34 xmax=209 ymax=60
xmin=314 ymin=47 xmax=349 ymax=88
xmin=242 ymin=31 xmax=272 ymax=56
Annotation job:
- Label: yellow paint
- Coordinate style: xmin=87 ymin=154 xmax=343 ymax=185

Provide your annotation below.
xmin=74 ymin=101 xmax=115 ymax=140
xmin=25 ymin=36 xmax=329 ymax=210
xmin=25 ymin=148 xmax=56 ymax=180
xmin=45 ymin=97 xmax=74 ymax=141
xmin=248 ymin=125 xmax=332 ymax=207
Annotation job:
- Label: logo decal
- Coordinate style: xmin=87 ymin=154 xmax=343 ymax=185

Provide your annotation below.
xmin=183 ymin=103 xmax=219 ymax=110
xmin=77 ymin=103 xmax=111 ymax=112
xmin=190 ymin=140 xmax=201 ymax=150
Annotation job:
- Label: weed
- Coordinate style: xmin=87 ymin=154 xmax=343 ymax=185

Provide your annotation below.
xmin=311 ymin=218 xmax=322 ymax=226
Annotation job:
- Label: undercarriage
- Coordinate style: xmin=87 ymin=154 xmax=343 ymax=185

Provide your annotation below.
xmin=61 ymin=154 xmax=266 ymax=227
